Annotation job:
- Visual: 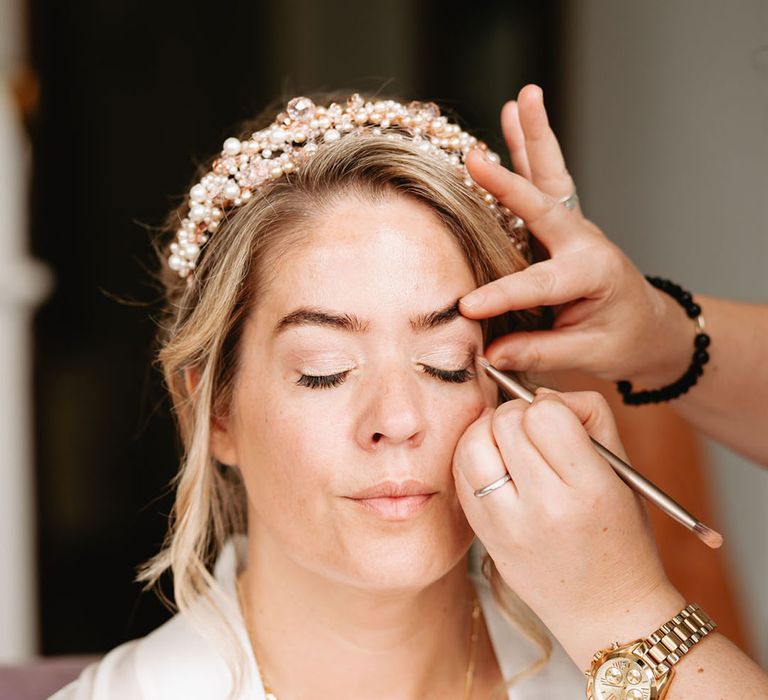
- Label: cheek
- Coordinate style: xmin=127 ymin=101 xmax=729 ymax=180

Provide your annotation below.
xmin=234 ymin=385 xmax=343 ymax=501
xmin=428 ymin=382 xmax=492 ymax=461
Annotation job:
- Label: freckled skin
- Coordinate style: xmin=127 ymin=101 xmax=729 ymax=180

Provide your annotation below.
xmin=212 ymin=193 xmax=497 ymax=593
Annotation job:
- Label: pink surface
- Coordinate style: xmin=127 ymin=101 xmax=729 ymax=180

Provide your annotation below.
xmin=0 ymin=656 xmax=98 ymax=700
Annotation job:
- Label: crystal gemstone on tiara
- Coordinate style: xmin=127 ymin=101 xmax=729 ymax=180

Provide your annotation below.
xmin=286 ymin=97 xmax=315 ymax=122
xmin=167 ymin=94 xmax=528 ymax=279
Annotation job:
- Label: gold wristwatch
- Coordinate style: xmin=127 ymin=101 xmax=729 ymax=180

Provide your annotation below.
xmin=585 ymin=603 xmax=716 ymax=699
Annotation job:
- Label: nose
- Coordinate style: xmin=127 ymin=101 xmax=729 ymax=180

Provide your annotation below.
xmin=355 ymin=365 xmax=427 ymax=451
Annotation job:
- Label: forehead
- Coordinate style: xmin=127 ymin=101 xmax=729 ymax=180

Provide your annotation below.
xmin=258 ymin=195 xmax=476 ymax=324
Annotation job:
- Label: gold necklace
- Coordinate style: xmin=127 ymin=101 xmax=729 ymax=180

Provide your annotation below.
xmin=236 ymin=575 xmax=482 ymax=700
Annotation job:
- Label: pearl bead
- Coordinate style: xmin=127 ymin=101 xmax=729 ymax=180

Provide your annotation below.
xmin=223 ymin=137 xmax=241 ymax=156
xmin=223 ymin=181 xmax=241 ymax=200
xmin=271 ymin=128 xmax=287 ymax=144
xmin=190 ymin=184 xmax=206 ymax=201
xmin=168 ymin=255 xmax=182 ymax=270
xmin=324 ymin=129 xmax=340 ymax=142
xmin=183 ymin=243 xmax=200 ymax=258
xmin=189 ymin=204 xmax=206 ymax=222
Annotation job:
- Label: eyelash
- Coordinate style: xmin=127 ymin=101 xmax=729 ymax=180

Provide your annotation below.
xmin=296 ymin=365 xmax=475 ymax=390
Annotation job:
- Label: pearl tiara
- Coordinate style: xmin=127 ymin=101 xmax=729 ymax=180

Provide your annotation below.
xmin=168 ymin=94 xmax=527 ymax=279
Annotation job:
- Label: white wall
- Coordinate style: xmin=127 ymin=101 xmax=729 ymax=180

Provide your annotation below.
xmin=564 ymin=0 xmax=768 ymax=666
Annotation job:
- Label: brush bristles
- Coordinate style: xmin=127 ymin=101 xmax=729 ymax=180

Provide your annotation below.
xmin=694 ymin=522 xmax=723 ymax=549
xmin=476 ymin=355 xmax=491 ymax=371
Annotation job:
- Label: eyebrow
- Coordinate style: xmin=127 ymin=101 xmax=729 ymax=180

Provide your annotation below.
xmin=273 ymin=300 xmax=462 ymax=336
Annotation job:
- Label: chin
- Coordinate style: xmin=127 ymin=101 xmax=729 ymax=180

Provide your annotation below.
xmin=333 ymin=522 xmax=475 ymax=593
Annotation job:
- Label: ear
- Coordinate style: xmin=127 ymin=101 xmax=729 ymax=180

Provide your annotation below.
xmin=184 ymin=366 xmax=239 ymax=467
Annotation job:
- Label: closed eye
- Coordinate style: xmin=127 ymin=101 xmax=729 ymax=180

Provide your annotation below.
xmin=296 ymin=365 xmax=475 ymax=390
xmin=296 ymin=371 xmax=350 ymax=389
xmin=421 ymin=365 xmax=475 ymax=384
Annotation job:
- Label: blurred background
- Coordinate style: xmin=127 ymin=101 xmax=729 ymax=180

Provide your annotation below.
xmin=0 ymin=0 xmax=766 ymax=677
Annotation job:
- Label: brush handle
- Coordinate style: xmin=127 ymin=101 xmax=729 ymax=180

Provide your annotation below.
xmin=479 ymin=360 xmax=706 ymax=537
xmin=589 ymin=439 xmax=696 ymax=531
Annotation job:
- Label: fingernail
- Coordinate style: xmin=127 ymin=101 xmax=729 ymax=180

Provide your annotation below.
xmin=460 ymin=289 xmax=486 ymax=309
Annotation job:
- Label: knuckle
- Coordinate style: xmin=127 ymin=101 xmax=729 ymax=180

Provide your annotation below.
xmin=581 ymin=390 xmax=610 ymax=414
xmin=525 ymin=395 xmax=565 ymax=428
xmin=589 ymin=475 xmax=623 ymax=510
xmin=540 ymin=493 xmax=579 ymax=527
xmin=522 ymin=344 xmax=544 ymax=372
xmin=455 ymin=418 xmax=488 ymax=452
xmin=594 ymin=243 xmax=625 ymax=282
xmin=491 ymin=400 xmax=525 ymax=430
xmin=453 ymin=436 xmax=485 ymax=473
xmin=531 ymin=267 xmax=557 ymax=298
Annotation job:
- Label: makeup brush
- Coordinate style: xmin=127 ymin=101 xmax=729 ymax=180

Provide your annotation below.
xmin=476 ymin=357 xmax=723 ymax=550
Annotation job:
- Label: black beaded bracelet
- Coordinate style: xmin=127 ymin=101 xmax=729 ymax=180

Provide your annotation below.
xmin=617 ymin=276 xmax=711 ymax=405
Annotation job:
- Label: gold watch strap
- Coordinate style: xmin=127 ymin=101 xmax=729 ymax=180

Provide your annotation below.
xmin=641 ymin=603 xmax=716 ymax=676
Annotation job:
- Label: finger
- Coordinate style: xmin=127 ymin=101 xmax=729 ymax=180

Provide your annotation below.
xmin=453 ymin=408 xmax=518 ymax=501
xmin=484 ymin=327 xmax=605 ymax=375
xmin=517 ymin=85 xmax=580 ymax=213
xmin=500 ymin=100 xmax=532 ymax=180
xmin=465 ymin=150 xmax=592 ymax=252
xmin=490 ymin=399 xmax=563 ymax=493
xmin=534 ymin=388 xmax=628 ymax=460
xmin=520 ymin=392 xmax=625 ymax=487
xmin=460 ymin=251 xmax=608 ymax=318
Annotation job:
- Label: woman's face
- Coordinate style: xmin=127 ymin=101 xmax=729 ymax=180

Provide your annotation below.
xmin=213 ymin=193 xmax=496 ymax=592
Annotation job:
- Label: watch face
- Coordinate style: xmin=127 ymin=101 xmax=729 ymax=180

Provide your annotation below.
xmin=592 ymin=654 xmax=656 ymax=700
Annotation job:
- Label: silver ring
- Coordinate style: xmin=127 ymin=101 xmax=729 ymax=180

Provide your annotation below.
xmin=559 ymin=191 xmax=579 ymax=210
xmin=473 ymin=473 xmax=512 ymax=498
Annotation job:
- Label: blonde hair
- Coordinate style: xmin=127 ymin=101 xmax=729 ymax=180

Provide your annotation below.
xmin=141 ymin=95 xmax=552 ymax=695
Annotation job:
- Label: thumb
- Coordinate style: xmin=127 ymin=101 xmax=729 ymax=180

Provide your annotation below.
xmin=485 ymin=328 xmax=597 ymax=375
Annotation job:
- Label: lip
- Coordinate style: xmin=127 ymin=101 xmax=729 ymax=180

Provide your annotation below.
xmin=346 ymin=480 xmax=438 ymax=521
xmin=348 ymin=479 xmax=437 ymax=499
xmin=352 ymin=494 xmax=435 ymax=520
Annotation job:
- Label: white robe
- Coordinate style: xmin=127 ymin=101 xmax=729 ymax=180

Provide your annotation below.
xmin=51 ymin=539 xmax=586 ymax=699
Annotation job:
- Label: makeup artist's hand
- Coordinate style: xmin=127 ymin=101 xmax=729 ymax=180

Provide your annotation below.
xmin=460 ymin=85 xmax=694 ymax=388
xmin=453 ymin=389 xmax=685 ymax=670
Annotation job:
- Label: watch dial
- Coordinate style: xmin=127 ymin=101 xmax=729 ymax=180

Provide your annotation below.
xmin=594 ymin=657 xmax=653 ymax=699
